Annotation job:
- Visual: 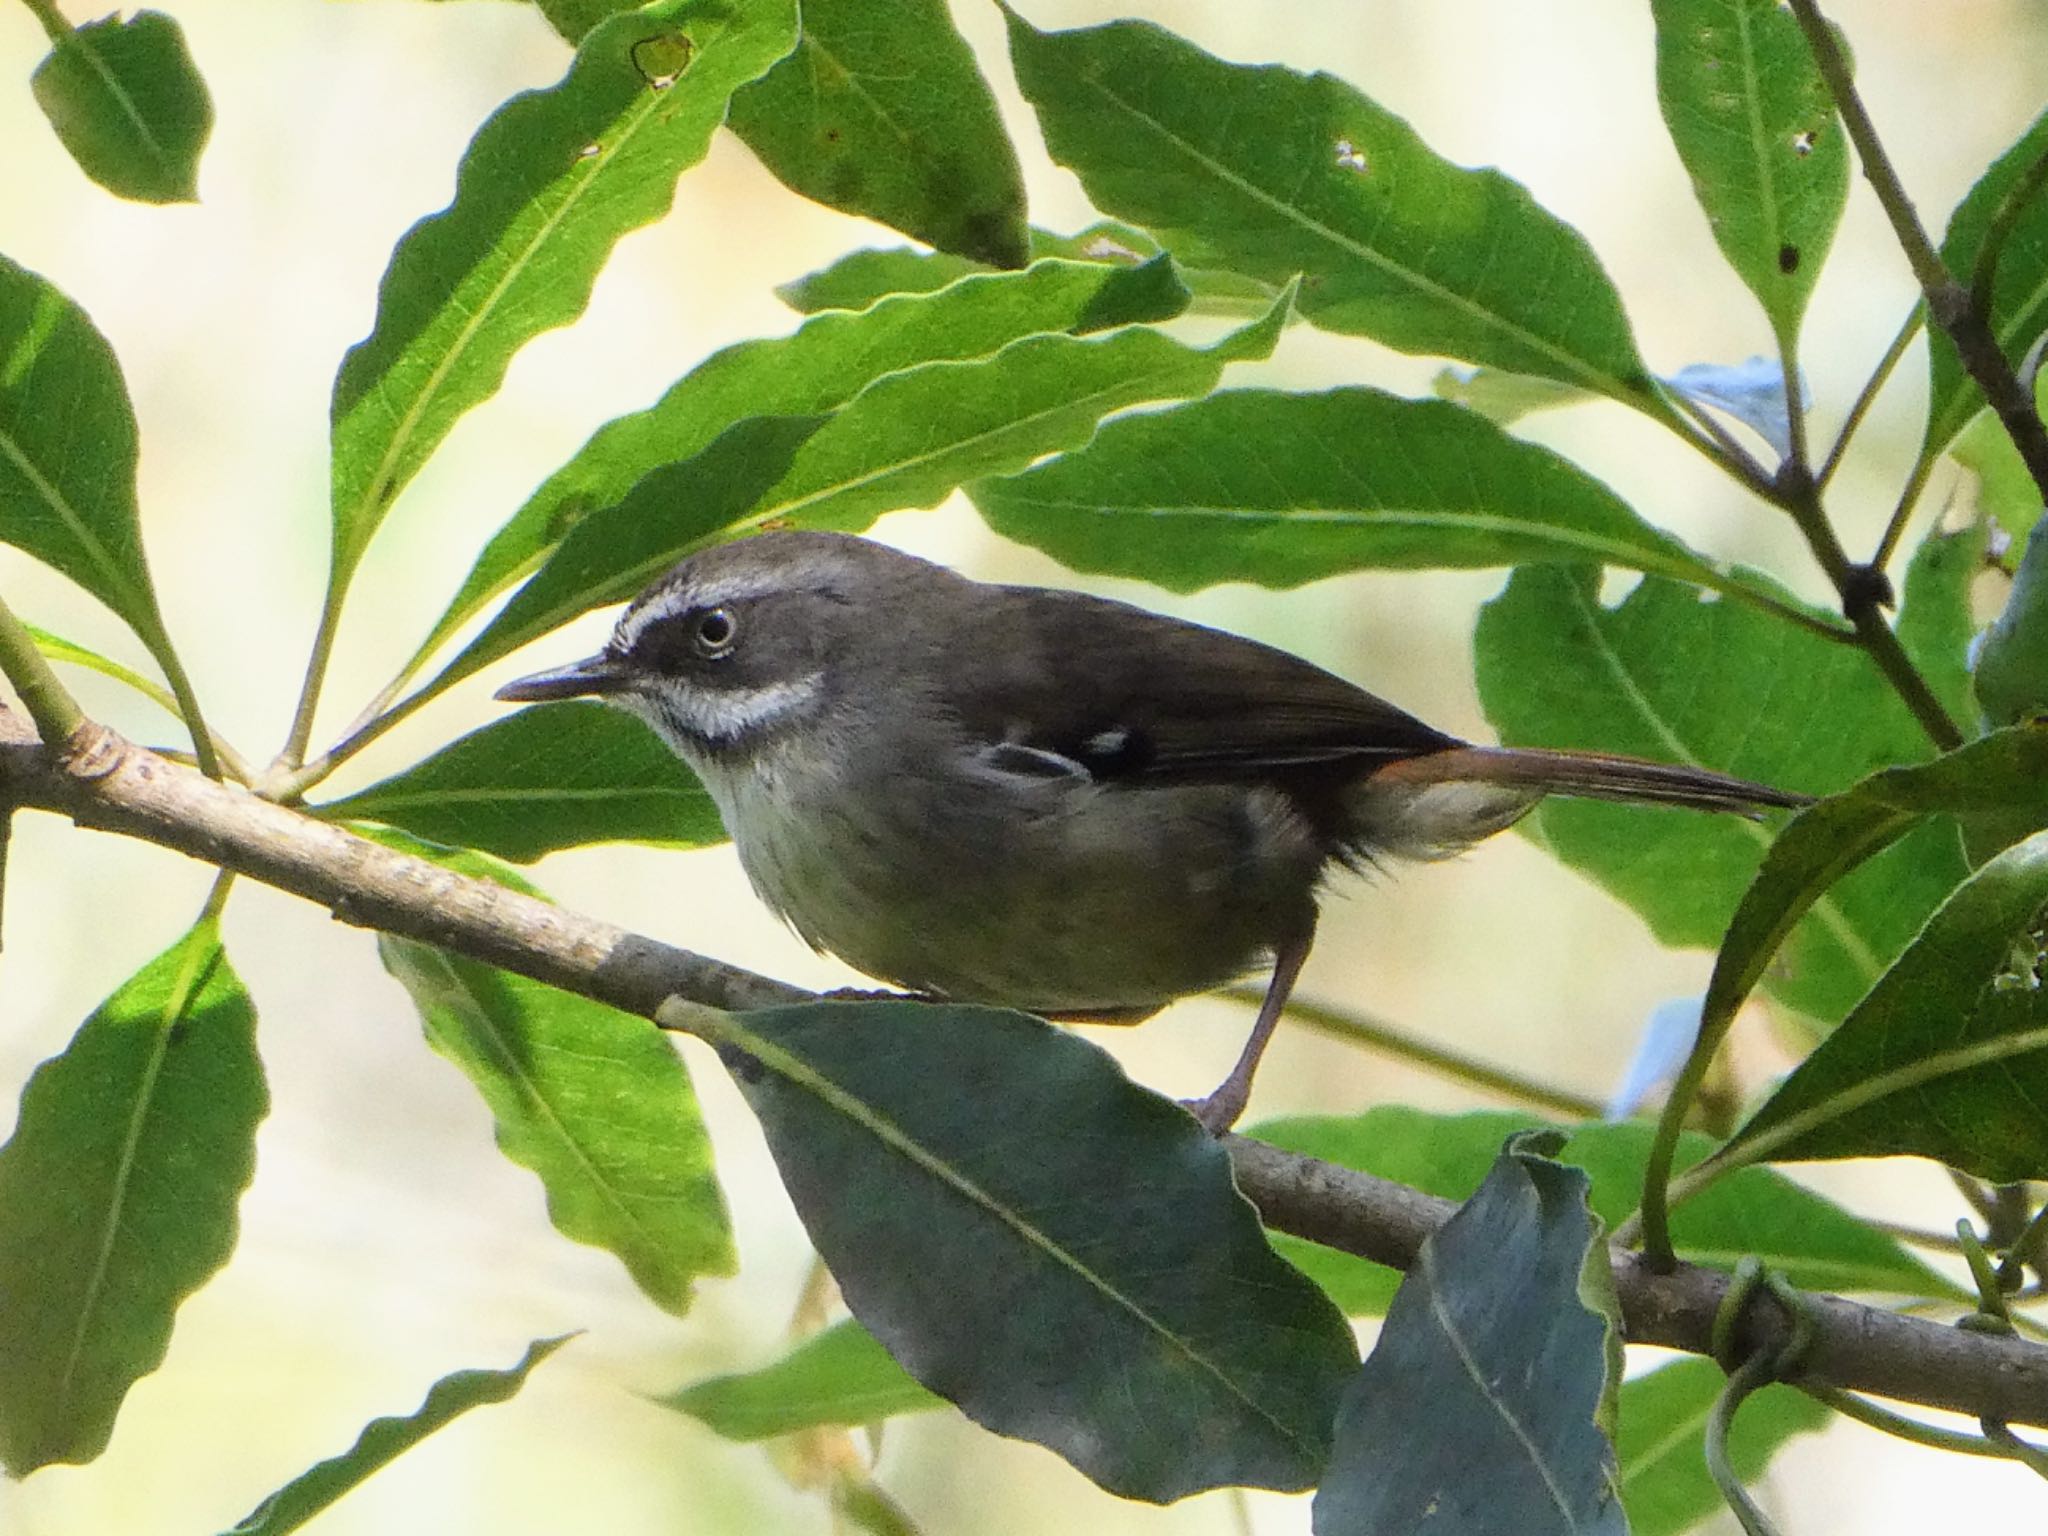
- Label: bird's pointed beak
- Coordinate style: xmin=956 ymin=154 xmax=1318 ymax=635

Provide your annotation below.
xmin=494 ymin=653 xmax=631 ymax=703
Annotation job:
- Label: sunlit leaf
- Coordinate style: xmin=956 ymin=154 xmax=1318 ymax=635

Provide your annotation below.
xmin=660 ymin=1319 xmax=939 ymax=1440
xmin=329 ymin=0 xmax=799 ymax=582
xmin=0 ymin=923 xmax=264 ymax=1472
xmin=225 ymin=1336 xmax=572 ymax=1535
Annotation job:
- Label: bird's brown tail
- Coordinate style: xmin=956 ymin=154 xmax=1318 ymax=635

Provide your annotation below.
xmin=1383 ymin=745 xmax=1810 ymax=815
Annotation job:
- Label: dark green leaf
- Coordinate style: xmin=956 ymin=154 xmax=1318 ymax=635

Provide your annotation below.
xmin=30 ymin=11 xmax=211 ymax=204
xmin=728 ymin=0 xmax=1027 ymax=266
xmin=1951 ymin=402 xmax=2045 ymax=542
xmin=380 ymin=928 xmax=733 ymax=1315
xmin=1975 ymin=521 xmax=2048 ymax=728
xmin=660 ymin=1319 xmax=940 ymax=1440
xmin=1476 ymin=564 xmax=1966 ymax=1027
xmin=329 ymin=0 xmax=799 ymax=582
xmin=1312 ymin=1135 xmax=1625 ymax=1536
xmin=690 ymin=999 xmax=1357 ymax=1500
xmin=1651 ymin=0 xmax=1847 ymax=341
xmin=0 ymin=923 xmax=265 ymax=1473
xmin=1252 ymin=1108 xmax=1950 ymax=1316
xmin=317 ymin=700 xmax=721 ymax=862
xmin=1006 ymin=10 xmax=1654 ymax=404
xmin=1898 ymin=517 xmax=1990 ymax=732
xmin=1725 ymin=831 xmax=2048 ymax=1181
xmin=422 ymin=256 xmax=1188 ymax=667
xmin=971 ymin=387 xmax=1730 ymax=592
xmin=1928 ymin=109 xmax=2048 ymax=457
xmin=1616 ymin=1358 xmax=1829 ymax=1536
xmin=0 ymin=257 xmax=184 ymax=672
xmin=224 ymin=1336 xmax=572 ymax=1536
xmin=1697 ymin=726 xmax=2048 ymax=1069
xmin=439 ymin=414 xmax=826 ymax=693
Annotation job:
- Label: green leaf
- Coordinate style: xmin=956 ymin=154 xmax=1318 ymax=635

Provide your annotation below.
xmin=31 ymin=11 xmax=212 ymax=205
xmin=1724 ymin=831 xmax=2048 ymax=1181
xmin=971 ymin=387 xmax=1730 ymax=592
xmin=775 ymin=223 xmax=1281 ymax=321
xmin=0 ymin=256 xmax=184 ymax=672
xmin=1975 ymin=520 xmax=2048 ymax=728
xmin=689 ymin=999 xmax=1358 ymax=1501
xmin=380 ymin=929 xmax=733 ymax=1315
xmin=1251 ymin=1108 xmax=1950 ymax=1317
xmin=449 ymin=295 xmax=1286 ymax=691
xmin=1951 ymin=401 xmax=2045 ymax=542
xmin=1650 ymin=0 xmax=1847 ymax=342
xmin=438 ymin=413 xmax=827 ymax=694
xmin=1615 ymin=1358 xmax=1829 ymax=1536
xmin=1897 ymin=517 xmax=1990 ymax=732
xmin=728 ymin=0 xmax=1028 ymax=266
xmin=317 ymin=701 xmax=722 ymax=862
xmin=1312 ymin=1135 xmax=1626 ymax=1536
xmin=1476 ymin=564 xmax=1967 ymax=1027
xmin=422 ymin=257 xmax=1188 ymax=668
xmin=1433 ymin=365 xmax=1596 ymax=426
xmin=328 ymin=0 xmax=800 ymax=582
xmin=1006 ymin=10 xmax=1655 ymax=405
xmin=660 ymin=1319 xmax=940 ymax=1440
xmin=1696 ymin=726 xmax=2048 ymax=1074
xmin=0 ymin=922 xmax=265 ymax=1473
xmin=25 ymin=621 xmax=179 ymax=721
xmin=1928 ymin=109 xmax=2048 ymax=458
xmin=224 ymin=1336 xmax=572 ymax=1536
xmin=533 ymin=0 xmax=637 ymax=43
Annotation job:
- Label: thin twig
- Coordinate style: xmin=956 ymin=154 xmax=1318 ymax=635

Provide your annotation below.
xmin=1227 ymin=986 xmax=1606 ymax=1120
xmin=0 ymin=593 xmax=83 ymax=747
xmin=1786 ymin=0 xmax=2048 ymax=501
xmin=1819 ymin=303 xmax=1924 ymax=494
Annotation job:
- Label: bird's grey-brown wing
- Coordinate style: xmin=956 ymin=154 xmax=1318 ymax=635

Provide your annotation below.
xmin=942 ymin=585 xmax=1460 ymax=783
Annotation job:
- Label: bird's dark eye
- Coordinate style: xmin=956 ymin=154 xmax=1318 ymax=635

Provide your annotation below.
xmin=692 ymin=606 xmax=737 ymax=657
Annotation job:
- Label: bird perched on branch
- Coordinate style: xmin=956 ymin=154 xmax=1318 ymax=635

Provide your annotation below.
xmin=499 ymin=530 xmax=1804 ymax=1131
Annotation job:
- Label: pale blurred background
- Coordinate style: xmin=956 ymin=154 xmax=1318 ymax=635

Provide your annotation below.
xmin=0 ymin=1 xmax=2043 ymax=1531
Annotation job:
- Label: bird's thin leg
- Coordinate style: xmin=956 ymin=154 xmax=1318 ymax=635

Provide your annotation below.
xmin=1189 ymin=918 xmax=1315 ymax=1135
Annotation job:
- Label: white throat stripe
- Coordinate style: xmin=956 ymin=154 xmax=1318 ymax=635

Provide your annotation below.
xmin=651 ymin=672 xmax=824 ymax=743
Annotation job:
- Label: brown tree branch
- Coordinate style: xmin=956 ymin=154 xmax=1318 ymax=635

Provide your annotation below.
xmin=6 ymin=712 xmax=2048 ymax=1430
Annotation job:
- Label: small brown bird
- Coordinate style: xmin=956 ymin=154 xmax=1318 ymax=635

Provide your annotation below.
xmin=499 ymin=531 xmax=1804 ymax=1130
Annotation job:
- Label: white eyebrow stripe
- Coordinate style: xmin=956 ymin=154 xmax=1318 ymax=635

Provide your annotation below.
xmin=614 ymin=564 xmax=848 ymax=652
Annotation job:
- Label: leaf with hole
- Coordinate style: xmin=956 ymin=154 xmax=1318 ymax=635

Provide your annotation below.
xmin=1476 ymin=564 xmax=1967 ymax=1028
xmin=31 ymin=10 xmax=212 ymax=204
xmin=328 ymin=0 xmax=799 ymax=583
xmin=224 ymin=1336 xmax=572 ymax=1535
xmin=0 ymin=921 xmax=265 ymax=1473
xmin=1650 ymin=0 xmax=1847 ymax=341
xmin=690 ymin=998 xmax=1358 ymax=1500
xmin=1006 ymin=9 xmax=1655 ymax=406
xmin=319 ymin=700 xmax=722 ymax=862
xmin=1311 ymin=1133 xmax=1626 ymax=1536
xmin=728 ymin=0 xmax=1028 ymax=266
xmin=1724 ymin=831 xmax=2048 ymax=1181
